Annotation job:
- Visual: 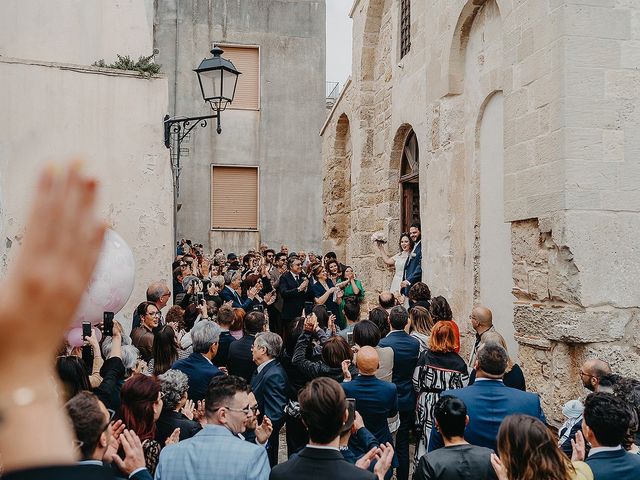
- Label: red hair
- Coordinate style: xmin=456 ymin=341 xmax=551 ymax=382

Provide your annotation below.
xmin=118 ymin=374 xmax=160 ymax=441
xmin=231 ymin=307 xmax=246 ymax=331
xmin=429 ymin=321 xmax=458 ymax=353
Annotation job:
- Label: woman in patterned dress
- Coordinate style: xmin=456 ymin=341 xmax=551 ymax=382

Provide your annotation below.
xmin=413 ymin=321 xmax=469 ymax=461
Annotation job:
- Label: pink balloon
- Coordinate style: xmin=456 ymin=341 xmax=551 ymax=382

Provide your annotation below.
xmin=72 ymin=229 xmax=136 ymax=327
xmin=66 ymin=326 xmax=102 ymax=348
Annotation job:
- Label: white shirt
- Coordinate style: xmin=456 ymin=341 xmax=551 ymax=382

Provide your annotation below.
xmin=588 ymin=445 xmax=623 ymax=457
xmin=256 ymin=358 xmax=275 ymax=374
xmin=306 ymin=444 xmax=340 ymax=452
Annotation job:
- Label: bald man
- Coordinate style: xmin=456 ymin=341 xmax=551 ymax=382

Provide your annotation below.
xmin=580 ymin=359 xmax=612 ymax=392
xmin=342 ymin=347 xmax=399 ymax=450
xmin=468 ymin=306 xmax=494 ymax=367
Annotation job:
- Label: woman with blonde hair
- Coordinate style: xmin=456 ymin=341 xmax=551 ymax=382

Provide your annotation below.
xmin=408 ymin=306 xmax=434 ymax=353
xmin=469 ymin=331 xmax=526 ymax=391
xmin=491 ymin=414 xmax=593 ymax=480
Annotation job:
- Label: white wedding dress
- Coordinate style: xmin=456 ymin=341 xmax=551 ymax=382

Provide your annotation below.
xmin=390 ymin=251 xmax=409 ymax=293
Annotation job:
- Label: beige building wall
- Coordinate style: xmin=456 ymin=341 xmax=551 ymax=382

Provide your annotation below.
xmin=322 ymin=0 xmax=640 ymax=422
xmin=0 ymin=0 xmax=154 ymax=65
xmin=0 ymin=3 xmax=172 ymax=332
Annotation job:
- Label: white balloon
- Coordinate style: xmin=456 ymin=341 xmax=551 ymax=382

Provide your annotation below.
xmin=72 ymin=229 xmax=135 ymax=326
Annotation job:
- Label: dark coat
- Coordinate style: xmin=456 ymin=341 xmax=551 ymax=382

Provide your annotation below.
xmin=250 ymin=360 xmax=289 ymax=429
xmin=227 ymin=334 xmax=257 ymax=382
xmin=171 ymin=352 xmax=224 ymax=402
xmin=402 ymin=240 xmax=422 ymax=295
xmin=378 ymin=331 xmax=420 ymax=412
xmin=292 ymin=332 xmax=357 ymax=384
xmin=428 ymin=380 xmax=546 ymax=452
xmin=278 ymin=271 xmax=308 ymax=320
xmin=585 ymin=448 xmax=640 ymax=480
xmin=270 ymin=447 xmax=376 ymax=480
xmin=220 ymin=285 xmax=254 ymax=311
xmin=212 ymin=330 xmax=236 ymax=367
xmin=156 ymin=409 xmax=202 ymax=446
xmin=341 ymin=375 xmax=398 ymax=446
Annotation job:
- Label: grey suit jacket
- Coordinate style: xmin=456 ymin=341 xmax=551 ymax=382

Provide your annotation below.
xmin=155 ymin=425 xmax=270 ymax=480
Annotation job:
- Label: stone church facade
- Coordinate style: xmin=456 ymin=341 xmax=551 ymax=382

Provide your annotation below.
xmin=321 ymin=0 xmax=640 ymax=422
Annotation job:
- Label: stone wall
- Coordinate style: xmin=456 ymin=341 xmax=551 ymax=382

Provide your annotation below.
xmin=323 ymin=0 xmax=640 ymax=422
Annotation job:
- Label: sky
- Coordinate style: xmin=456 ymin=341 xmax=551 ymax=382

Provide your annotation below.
xmin=326 ymin=0 xmax=353 ymax=89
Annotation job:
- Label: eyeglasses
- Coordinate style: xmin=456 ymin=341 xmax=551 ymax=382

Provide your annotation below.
xmin=580 ymin=371 xmax=595 ymax=379
xmin=99 ymin=408 xmax=116 ymax=434
xmin=217 ymin=404 xmax=253 ymax=415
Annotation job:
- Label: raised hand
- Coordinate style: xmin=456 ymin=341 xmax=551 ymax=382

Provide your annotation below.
xmin=255 ymin=415 xmax=273 ymax=445
xmin=571 ymin=430 xmax=586 ymax=462
xmin=194 ymin=400 xmax=207 ymax=426
xmin=373 ymin=443 xmax=394 ymax=480
xmin=165 ymin=427 xmax=181 ymax=446
xmin=0 ymin=163 xmax=106 ymax=366
xmin=355 ymin=446 xmax=379 ymax=471
xmin=112 ymin=429 xmax=147 ymax=476
xmin=0 ymin=163 xmax=107 ymax=472
xmin=181 ymin=399 xmax=195 ymax=420
xmin=490 ymin=453 xmax=508 ymax=480
xmin=341 ymin=359 xmax=352 ymax=382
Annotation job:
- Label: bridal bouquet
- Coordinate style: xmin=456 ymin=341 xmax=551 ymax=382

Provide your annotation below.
xmin=371 ymin=231 xmax=387 ymax=244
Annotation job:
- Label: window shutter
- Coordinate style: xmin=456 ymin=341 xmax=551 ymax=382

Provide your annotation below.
xmin=221 ymin=46 xmax=259 ymax=110
xmin=211 ymin=166 xmax=258 ymax=230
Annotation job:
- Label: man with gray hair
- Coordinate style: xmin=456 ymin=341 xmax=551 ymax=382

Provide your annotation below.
xmin=251 ymin=331 xmax=289 ymax=466
xmin=131 ymin=280 xmax=172 ymax=330
xmin=172 ymin=321 xmax=224 ymax=402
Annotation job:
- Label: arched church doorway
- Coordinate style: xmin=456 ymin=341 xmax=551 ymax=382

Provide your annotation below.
xmin=400 ymin=130 xmax=420 ymax=233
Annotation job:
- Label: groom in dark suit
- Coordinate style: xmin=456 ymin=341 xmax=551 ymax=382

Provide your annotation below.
xmin=401 ymin=223 xmax=422 ymax=296
xmin=278 ymin=257 xmax=309 ymax=337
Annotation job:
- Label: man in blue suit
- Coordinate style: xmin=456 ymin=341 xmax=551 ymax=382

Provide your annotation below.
xmin=172 ymin=321 xmax=224 ymax=402
xmin=220 ymin=269 xmax=257 ymax=310
xmin=342 ymin=346 xmax=399 ymax=473
xmin=583 ymin=392 xmax=640 ymax=479
xmin=342 ymin=346 xmax=398 ymax=446
xmin=400 ymin=223 xmax=422 ymax=296
xmin=428 ymin=343 xmax=545 ymax=452
xmin=378 ymin=306 xmax=420 ymax=480
xmin=155 ymin=375 xmax=270 ymax=480
xmin=250 ymin=331 xmax=289 ymax=467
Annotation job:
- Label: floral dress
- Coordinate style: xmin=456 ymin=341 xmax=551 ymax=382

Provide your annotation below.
xmin=412 ymin=349 xmax=469 ymax=462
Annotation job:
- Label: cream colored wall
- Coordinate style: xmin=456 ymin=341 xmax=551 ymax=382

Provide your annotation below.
xmin=0 ymin=0 xmax=154 ymax=65
xmin=0 ymin=59 xmax=172 ymax=332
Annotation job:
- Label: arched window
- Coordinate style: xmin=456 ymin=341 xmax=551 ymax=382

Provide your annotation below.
xmin=400 ymin=130 xmax=420 ymax=232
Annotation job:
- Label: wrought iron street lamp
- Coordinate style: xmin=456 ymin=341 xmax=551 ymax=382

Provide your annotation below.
xmin=163 ymin=46 xmax=241 ymax=244
xmin=164 ymin=46 xmax=241 ymax=147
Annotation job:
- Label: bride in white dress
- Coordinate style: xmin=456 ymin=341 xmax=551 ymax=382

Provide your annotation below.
xmin=374 ymin=233 xmax=413 ymax=299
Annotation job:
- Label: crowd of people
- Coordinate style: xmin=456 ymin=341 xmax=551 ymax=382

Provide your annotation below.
xmin=1 ymin=164 xmax=639 ymax=480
